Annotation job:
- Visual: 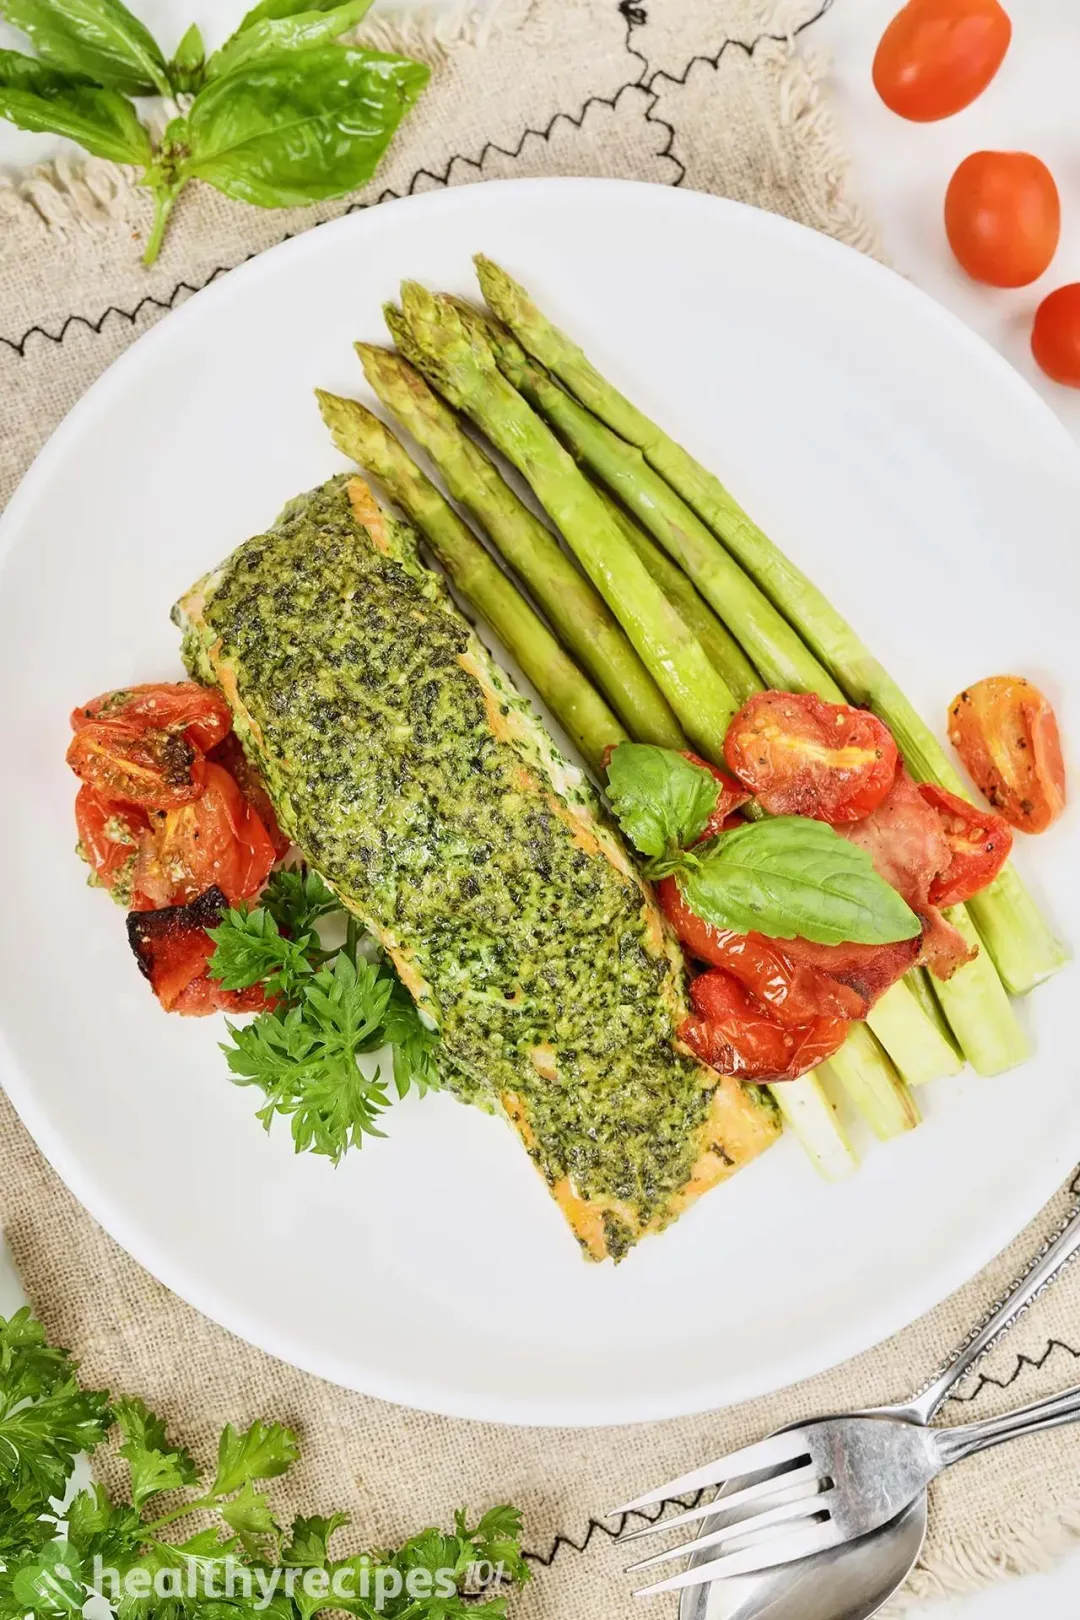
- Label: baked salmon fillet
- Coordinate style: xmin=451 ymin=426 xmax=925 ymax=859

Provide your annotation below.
xmin=175 ymin=475 xmax=779 ymax=1260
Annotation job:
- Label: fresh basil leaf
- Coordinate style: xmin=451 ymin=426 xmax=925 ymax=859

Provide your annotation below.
xmin=181 ymin=45 xmax=429 ymax=208
xmin=206 ymin=0 xmax=376 ymax=81
xmin=606 ymin=741 xmax=719 ymax=859
xmin=677 ymin=817 xmax=922 ymax=945
xmin=0 ymin=0 xmax=171 ymax=98
xmin=235 ymin=0 xmax=361 ymax=27
xmin=0 ymin=49 xmax=151 ymax=163
xmin=168 ymin=21 xmax=205 ymax=93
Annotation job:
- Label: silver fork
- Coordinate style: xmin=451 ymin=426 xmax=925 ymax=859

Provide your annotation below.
xmin=615 ymin=1379 xmax=1080 ymax=1597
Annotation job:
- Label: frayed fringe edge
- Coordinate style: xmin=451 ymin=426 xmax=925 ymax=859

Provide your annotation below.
xmin=768 ymin=36 xmax=883 ymax=260
xmin=883 ymin=1498 xmax=1080 ymax=1614
xmin=0 ymin=0 xmax=511 ymax=234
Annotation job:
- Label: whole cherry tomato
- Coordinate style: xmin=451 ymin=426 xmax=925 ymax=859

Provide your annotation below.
xmin=723 ymin=691 xmax=898 ymax=823
xmin=944 ymin=152 xmax=1060 ymax=288
xmin=1032 ymin=284 xmax=1080 ymax=388
xmin=873 ymin=0 xmax=1011 ymax=122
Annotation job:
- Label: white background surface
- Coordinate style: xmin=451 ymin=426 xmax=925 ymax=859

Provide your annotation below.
xmin=3 ymin=0 xmax=1080 ymax=1613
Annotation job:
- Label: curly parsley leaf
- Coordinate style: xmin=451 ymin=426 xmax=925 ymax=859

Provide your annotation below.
xmin=207 ymin=905 xmax=314 ymax=998
xmin=282 ymin=1512 xmax=350 ymax=1567
xmin=0 ymin=1309 xmax=112 ymax=1527
xmin=209 ymin=1420 xmax=298 ymax=1499
xmin=113 ymin=1398 xmax=198 ymax=1509
xmin=260 ymin=865 xmax=341 ymax=940
xmin=382 ymin=974 xmax=442 ymax=1100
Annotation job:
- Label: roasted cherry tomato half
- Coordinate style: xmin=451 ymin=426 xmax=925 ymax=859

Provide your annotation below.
xmin=1032 ymin=284 xmax=1080 ymax=388
xmin=918 ymin=782 xmax=1012 ymax=905
xmin=209 ymin=732 xmax=290 ymax=858
xmin=681 ymin=751 xmax=751 ymax=840
xmin=67 ymin=720 xmax=207 ymax=811
xmin=724 ymin=691 xmax=898 ymax=823
xmin=944 ymin=152 xmax=1060 ymax=288
xmin=682 ymin=969 xmax=849 ymax=1084
xmin=127 ymin=887 xmax=272 ymax=1016
xmin=657 ymin=877 xmax=866 ymax=1023
xmin=75 ymin=785 xmax=149 ymax=905
xmin=947 ymin=676 xmax=1066 ymax=833
xmin=135 ymin=761 xmax=277 ymax=909
xmin=71 ymin=682 xmax=232 ymax=754
xmin=872 ymin=0 xmax=1011 ymax=122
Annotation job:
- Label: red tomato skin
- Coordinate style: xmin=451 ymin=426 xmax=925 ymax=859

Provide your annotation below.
xmin=1032 ymin=284 xmax=1080 ymax=387
xmin=127 ymin=886 xmax=272 ymax=1016
xmin=657 ymin=877 xmax=866 ymax=1023
xmin=873 ymin=0 xmax=1011 ymax=122
xmin=918 ymin=782 xmax=1012 ymax=905
xmin=682 ymin=970 xmax=849 ymax=1084
xmin=724 ymin=691 xmax=898 ymax=823
xmin=67 ymin=721 xmax=207 ymax=811
xmin=209 ymin=732 xmax=291 ymax=858
xmin=680 ymin=750 xmax=751 ymax=840
xmin=75 ymin=786 xmax=148 ymax=897
xmin=948 ymin=676 xmax=1066 ymax=833
xmin=945 ymin=152 xmax=1060 ymax=288
xmin=136 ymin=762 xmax=277 ymax=909
xmin=71 ymin=682 xmax=232 ymax=753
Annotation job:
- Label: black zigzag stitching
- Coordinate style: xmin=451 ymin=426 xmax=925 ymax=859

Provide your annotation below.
xmin=523 ymin=1491 xmax=705 ymax=1568
xmin=949 ymin=1165 xmax=1080 ymax=1406
xmin=638 ymin=0 xmax=838 ymax=185
xmin=1 ymin=0 xmax=834 ymax=359
xmin=0 ymin=263 xmax=237 ymax=359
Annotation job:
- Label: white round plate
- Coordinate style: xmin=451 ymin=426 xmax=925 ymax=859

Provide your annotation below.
xmin=1 ymin=179 xmax=1077 ymax=1427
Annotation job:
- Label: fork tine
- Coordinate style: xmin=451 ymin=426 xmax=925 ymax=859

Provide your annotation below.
xmin=616 ymin=1462 xmax=821 ymax=1544
xmin=625 ymin=1486 xmax=830 ymax=1573
xmin=608 ymin=1428 xmax=812 ymax=1516
xmin=633 ymin=1518 xmax=843 ymax=1597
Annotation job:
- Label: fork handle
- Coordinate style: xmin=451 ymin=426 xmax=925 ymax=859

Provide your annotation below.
xmin=903 ymin=1198 xmax=1080 ymax=1424
xmin=936 ymin=1380 xmax=1080 ymax=1467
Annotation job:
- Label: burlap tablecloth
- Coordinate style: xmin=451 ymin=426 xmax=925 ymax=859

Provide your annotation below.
xmin=2 ymin=2 xmax=1079 ymax=1614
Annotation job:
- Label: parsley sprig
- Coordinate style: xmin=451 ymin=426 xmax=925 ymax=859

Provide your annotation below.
xmin=207 ymin=868 xmax=441 ymax=1164
xmin=0 ymin=1309 xmax=528 ymax=1620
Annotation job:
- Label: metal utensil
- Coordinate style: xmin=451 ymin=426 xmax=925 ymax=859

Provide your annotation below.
xmin=621 ymin=1379 xmax=1080 ymax=1596
xmin=615 ymin=1195 xmax=1080 ymax=1617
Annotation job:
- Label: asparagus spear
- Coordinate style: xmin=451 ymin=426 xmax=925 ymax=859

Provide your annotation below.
xmin=321 ymin=392 xmax=853 ymax=1176
xmin=820 ymin=1021 xmax=920 ymax=1141
xmin=460 ymin=298 xmax=845 ymax=700
xmin=477 ymin=256 xmax=1065 ymax=998
xmin=408 ymin=298 xmax=968 ymax=1094
xmin=315 ymin=390 xmax=628 ymax=777
xmin=390 ymin=283 xmax=742 ymax=765
xmin=352 ymin=343 xmax=685 ymax=751
xmin=591 ymin=484 xmax=768 ymax=708
xmin=771 ymin=1076 xmax=858 ymax=1180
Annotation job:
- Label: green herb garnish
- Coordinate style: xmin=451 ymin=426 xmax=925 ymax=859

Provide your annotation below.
xmin=0 ymin=1308 xmax=529 ymax=1620
xmin=0 ymin=0 xmax=429 ymax=265
xmin=606 ymin=741 xmax=921 ymax=946
xmin=207 ymin=867 xmax=442 ymax=1163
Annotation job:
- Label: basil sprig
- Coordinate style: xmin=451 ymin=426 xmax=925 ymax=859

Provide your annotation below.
xmin=607 ymin=742 xmax=921 ymax=947
xmin=606 ymin=742 xmax=721 ymax=864
xmin=0 ymin=0 xmax=429 ymax=265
